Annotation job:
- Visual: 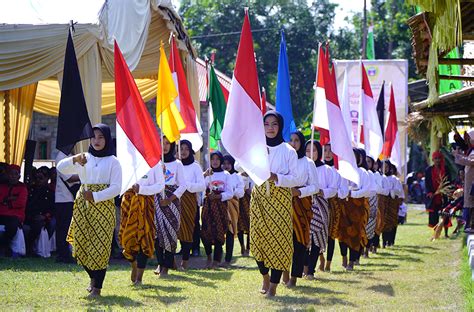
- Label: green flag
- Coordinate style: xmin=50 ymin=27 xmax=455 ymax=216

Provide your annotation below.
xmin=366 ymin=25 xmax=375 ymax=60
xmin=208 ymin=65 xmax=227 ymax=150
xmin=439 ymin=48 xmax=462 ymax=95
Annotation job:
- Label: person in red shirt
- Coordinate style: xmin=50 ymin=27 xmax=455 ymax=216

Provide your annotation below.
xmin=0 ymin=165 xmax=28 ymax=253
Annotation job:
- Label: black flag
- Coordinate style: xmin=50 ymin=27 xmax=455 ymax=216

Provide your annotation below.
xmin=56 ymin=30 xmax=94 ymax=155
xmin=376 ymin=81 xmax=385 ymax=138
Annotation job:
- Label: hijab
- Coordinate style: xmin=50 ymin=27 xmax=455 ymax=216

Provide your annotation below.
xmin=210 ymin=151 xmax=224 ymax=172
xmin=89 ymin=123 xmax=114 ymax=158
xmin=366 ymin=155 xmax=375 ymax=172
xmin=291 ymin=131 xmax=306 ymax=159
xmin=180 ymin=140 xmax=195 ymax=166
xmin=324 ymin=144 xmax=334 ymax=167
xmin=223 ymin=155 xmax=237 ymax=174
xmin=264 ymin=111 xmax=284 ymax=147
xmin=164 ymin=137 xmax=176 ymax=163
xmin=305 ymin=140 xmax=324 ymax=167
xmin=357 ymin=148 xmax=368 ymax=169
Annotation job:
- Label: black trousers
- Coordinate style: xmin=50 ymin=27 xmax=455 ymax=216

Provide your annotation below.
xmin=55 ymin=202 xmax=73 ymax=260
xmin=0 ymin=215 xmax=21 ymax=245
xmin=237 ymin=231 xmax=250 ymax=250
xmin=180 ymin=241 xmax=193 ymax=261
xmin=306 ymin=240 xmax=321 ymax=275
xmin=256 ymin=260 xmax=282 ymax=284
xmin=203 ymin=241 xmax=223 ymax=262
xmin=291 ymin=233 xmax=306 ymax=278
xmin=326 ymin=238 xmax=348 ymax=261
xmin=84 ymin=266 xmax=107 ymax=289
xmin=192 ymin=206 xmax=201 ymax=254
xmin=155 ymin=238 xmax=174 ymax=269
xmin=136 ymin=250 xmax=148 ymax=269
xmin=225 ymin=231 xmax=234 ymax=263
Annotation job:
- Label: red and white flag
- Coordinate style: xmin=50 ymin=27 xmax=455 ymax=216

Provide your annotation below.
xmin=261 ymin=87 xmax=267 ymax=115
xmin=221 ymin=10 xmax=270 ymax=186
xmin=358 ymin=62 xmax=383 ymax=160
xmin=313 ymin=45 xmax=359 ymax=185
xmin=312 ymin=47 xmax=330 ymax=145
xmin=114 ymin=41 xmax=162 ymax=194
xmin=381 ymin=84 xmax=401 ymax=168
xmin=169 ymin=37 xmax=203 ymax=151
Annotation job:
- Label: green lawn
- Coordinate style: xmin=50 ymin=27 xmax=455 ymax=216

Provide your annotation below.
xmin=0 ymin=205 xmax=469 ymax=311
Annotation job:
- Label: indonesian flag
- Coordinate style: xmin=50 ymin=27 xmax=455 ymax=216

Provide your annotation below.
xmin=169 ymin=37 xmax=203 ymax=151
xmin=312 ymin=46 xmax=330 ymax=145
xmin=114 ymin=41 xmax=162 ymax=194
xmin=221 ymin=10 xmax=270 ymax=186
xmin=381 ymin=84 xmax=401 ymax=168
xmin=261 ymin=87 xmax=267 ymax=115
xmin=358 ymin=62 xmax=383 ymax=160
xmin=313 ymin=45 xmax=359 ymax=185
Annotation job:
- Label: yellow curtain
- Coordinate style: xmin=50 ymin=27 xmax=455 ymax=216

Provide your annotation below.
xmin=0 ymin=83 xmax=38 ymax=165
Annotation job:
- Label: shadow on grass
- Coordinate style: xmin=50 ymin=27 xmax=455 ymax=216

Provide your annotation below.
xmin=188 ymin=269 xmax=234 ymax=281
xmin=274 ymin=295 xmax=357 ymax=309
xmin=316 ymin=276 xmax=362 ymax=284
xmin=361 ymin=262 xmax=399 ymax=269
xmin=165 ymin=273 xmax=218 ymax=288
xmin=292 ymin=285 xmax=346 ymax=296
xmin=367 ymin=284 xmax=395 ymax=296
xmin=83 ymin=295 xmax=143 ymax=309
xmin=140 ymin=293 xmax=187 ymax=305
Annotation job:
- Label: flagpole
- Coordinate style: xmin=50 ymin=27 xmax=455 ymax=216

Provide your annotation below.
xmin=206 ymin=58 xmax=212 ymax=171
xmin=311 ymin=42 xmax=322 ymax=162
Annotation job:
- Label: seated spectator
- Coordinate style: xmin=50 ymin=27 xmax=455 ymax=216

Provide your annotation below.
xmin=0 ymin=165 xmax=28 ymax=256
xmin=441 ymin=189 xmax=464 ymax=236
xmin=24 ymin=166 xmax=55 ymax=256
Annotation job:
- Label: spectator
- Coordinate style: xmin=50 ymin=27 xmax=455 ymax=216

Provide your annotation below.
xmin=398 ymin=203 xmax=407 ymax=225
xmin=55 ymin=152 xmax=80 ymax=263
xmin=0 ymin=165 xmax=28 ymax=256
xmin=24 ymin=166 xmax=55 ymax=256
xmin=425 ymin=151 xmax=451 ymax=228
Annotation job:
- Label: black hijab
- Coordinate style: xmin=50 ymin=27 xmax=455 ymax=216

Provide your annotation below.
xmin=384 ymin=160 xmax=393 ymax=176
xmin=324 ymin=144 xmax=334 ymax=167
xmin=223 ymin=155 xmax=237 ymax=174
xmin=210 ymin=151 xmax=224 ymax=172
xmin=164 ymin=137 xmax=176 ymax=163
xmin=89 ymin=123 xmax=114 ymax=158
xmin=180 ymin=140 xmax=195 ymax=166
xmin=357 ymin=148 xmax=368 ymax=169
xmin=291 ymin=131 xmax=306 ymax=159
xmin=305 ymin=140 xmax=324 ymax=167
xmin=264 ymin=111 xmax=284 ymax=147
xmin=366 ymin=155 xmax=375 ymax=172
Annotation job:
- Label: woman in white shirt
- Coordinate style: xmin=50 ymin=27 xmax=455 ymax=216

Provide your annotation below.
xmin=201 ymin=151 xmax=233 ymax=269
xmin=372 ymin=159 xmax=390 ymax=253
xmin=177 ymin=140 xmax=206 ymax=270
xmin=364 ymin=155 xmax=379 ymax=258
xmin=119 ymin=163 xmax=164 ymax=285
xmin=237 ymin=172 xmax=252 ymax=256
xmin=283 ymin=131 xmax=317 ymax=287
xmin=222 ymin=155 xmax=244 ymax=267
xmin=154 ymin=137 xmax=187 ymax=277
xmin=383 ymin=163 xmax=404 ymax=247
xmin=250 ymin=111 xmax=297 ymax=297
xmin=57 ymin=123 xmax=121 ymax=297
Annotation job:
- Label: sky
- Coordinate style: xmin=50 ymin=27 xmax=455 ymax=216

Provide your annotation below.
xmin=1 ymin=0 xmax=370 ymax=29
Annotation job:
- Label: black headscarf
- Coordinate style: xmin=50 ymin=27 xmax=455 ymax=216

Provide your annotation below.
xmin=89 ymin=123 xmax=114 ymax=158
xmin=324 ymin=144 xmax=334 ymax=167
xmin=366 ymin=155 xmax=375 ymax=172
xmin=291 ymin=131 xmax=306 ymax=159
xmin=223 ymin=155 xmax=237 ymax=174
xmin=210 ymin=151 xmax=224 ymax=172
xmin=357 ymin=148 xmax=368 ymax=169
xmin=164 ymin=137 xmax=176 ymax=163
xmin=180 ymin=140 xmax=194 ymax=166
xmin=264 ymin=111 xmax=284 ymax=147
xmin=383 ymin=160 xmax=392 ymax=176
xmin=305 ymin=140 xmax=324 ymax=167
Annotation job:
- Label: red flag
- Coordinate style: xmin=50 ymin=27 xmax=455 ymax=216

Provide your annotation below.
xmin=169 ymin=37 xmax=203 ymax=151
xmin=313 ymin=46 xmax=330 ymax=145
xmin=381 ymin=84 xmax=401 ymax=167
xmin=115 ymin=41 xmax=161 ymax=194
xmin=261 ymin=87 xmax=267 ymax=115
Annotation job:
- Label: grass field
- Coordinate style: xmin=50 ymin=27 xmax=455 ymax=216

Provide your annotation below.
xmin=0 ymin=205 xmax=469 ymax=311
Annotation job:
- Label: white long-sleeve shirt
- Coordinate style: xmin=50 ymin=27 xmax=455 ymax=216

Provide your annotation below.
xmin=183 ymin=162 xmax=206 ymax=194
xmin=229 ymin=173 xmax=245 ymax=199
xmin=268 ymin=143 xmax=298 ymax=188
xmin=296 ymin=157 xmax=319 ymax=198
xmin=205 ymin=171 xmax=233 ymax=202
xmin=163 ymin=160 xmax=187 ymax=199
xmin=136 ymin=163 xmax=165 ymax=196
xmin=57 ymin=153 xmax=121 ymax=203
xmin=366 ymin=170 xmax=378 ymax=197
xmin=316 ymin=164 xmax=338 ymax=199
xmin=391 ymin=176 xmax=405 ymax=199
xmin=337 ymin=174 xmax=350 ymax=199
xmin=241 ymin=174 xmax=254 ymax=191
xmin=350 ymin=167 xmax=371 ymax=198
xmin=377 ymin=173 xmax=391 ymax=196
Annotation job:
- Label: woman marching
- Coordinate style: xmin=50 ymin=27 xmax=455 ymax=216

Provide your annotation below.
xmin=237 ymin=172 xmax=252 ymax=256
xmin=371 ymin=159 xmax=390 ymax=254
xmin=222 ymin=155 xmax=245 ymax=268
xmin=250 ymin=111 xmax=297 ymax=297
xmin=177 ymin=140 xmax=206 ymax=270
xmin=154 ymin=137 xmax=187 ymax=277
xmin=119 ymin=163 xmax=164 ymax=285
xmin=282 ymin=131 xmax=318 ymax=287
xmin=201 ymin=151 xmax=233 ymax=269
xmin=339 ymin=148 xmax=371 ymax=271
xmin=363 ymin=156 xmax=382 ymax=258
xmin=305 ymin=141 xmax=338 ymax=278
xmin=384 ymin=163 xmax=405 ymax=246
xmin=57 ymin=123 xmax=121 ymax=297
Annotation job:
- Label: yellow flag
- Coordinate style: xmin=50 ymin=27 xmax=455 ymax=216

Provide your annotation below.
xmin=156 ymin=42 xmax=185 ymax=143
